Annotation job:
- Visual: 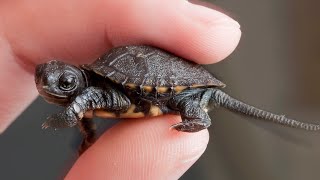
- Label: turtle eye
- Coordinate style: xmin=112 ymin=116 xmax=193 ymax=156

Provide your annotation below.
xmin=59 ymin=73 xmax=77 ymax=91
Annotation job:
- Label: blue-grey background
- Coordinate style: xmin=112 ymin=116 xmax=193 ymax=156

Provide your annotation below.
xmin=1 ymin=0 xmax=320 ymax=179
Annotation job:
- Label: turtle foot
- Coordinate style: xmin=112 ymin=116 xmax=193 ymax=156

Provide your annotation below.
xmin=170 ymin=121 xmax=209 ymax=132
xmin=42 ymin=111 xmax=78 ymax=129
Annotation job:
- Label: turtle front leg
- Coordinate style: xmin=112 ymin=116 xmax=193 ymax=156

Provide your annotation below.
xmin=168 ymin=89 xmax=212 ymax=132
xmin=42 ymin=87 xmax=131 ymax=129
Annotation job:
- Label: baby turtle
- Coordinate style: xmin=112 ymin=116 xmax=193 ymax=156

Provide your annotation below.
xmin=35 ymin=45 xmax=320 ymax=153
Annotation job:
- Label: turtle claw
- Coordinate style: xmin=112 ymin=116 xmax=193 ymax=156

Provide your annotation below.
xmin=41 ymin=116 xmax=56 ymax=129
xmin=170 ymin=121 xmax=208 ymax=132
xmin=41 ymin=122 xmax=50 ymax=129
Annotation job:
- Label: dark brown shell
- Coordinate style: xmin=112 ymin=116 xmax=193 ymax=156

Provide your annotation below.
xmin=86 ymin=45 xmax=225 ymax=89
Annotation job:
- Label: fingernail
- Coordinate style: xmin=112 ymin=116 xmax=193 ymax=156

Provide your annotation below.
xmin=180 ymin=147 xmax=206 ymax=164
xmin=167 ymin=131 xmax=209 ymax=179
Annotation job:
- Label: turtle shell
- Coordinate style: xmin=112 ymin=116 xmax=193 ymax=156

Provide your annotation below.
xmin=85 ymin=45 xmax=225 ymax=93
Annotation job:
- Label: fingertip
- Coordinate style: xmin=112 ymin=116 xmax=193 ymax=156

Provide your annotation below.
xmin=66 ymin=116 xmax=209 ymax=180
xmin=167 ymin=127 xmax=209 ymax=178
xmin=104 ymin=0 xmax=241 ymax=64
xmin=164 ymin=0 xmax=242 ymax=64
xmin=166 ymin=22 xmax=241 ymax=64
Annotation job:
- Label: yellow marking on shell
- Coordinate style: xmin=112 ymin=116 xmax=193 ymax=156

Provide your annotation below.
xmin=143 ymin=86 xmax=153 ymax=93
xmin=191 ymin=84 xmax=205 ymax=88
xmin=219 ymin=83 xmax=227 ymax=88
xmin=84 ymin=110 xmax=94 ymax=118
xmin=174 ymin=86 xmax=188 ymax=93
xmin=149 ymin=105 xmax=163 ymax=116
xmin=119 ymin=104 xmax=145 ymax=118
xmin=94 ymin=110 xmax=117 ymax=118
xmin=157 ymin=86 xmax=169 ymax=93
xmin=125 ymin=83 xmax=137 ymax=90
xmin=86 ymin=105 xmax=145 ymax=119
xmin=208 ymin=81 xmax=226 ymax=88
xmin=83 ymin=105 xmax=162 ymax=119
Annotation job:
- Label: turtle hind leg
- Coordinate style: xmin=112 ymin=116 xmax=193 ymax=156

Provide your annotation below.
xmin=169 ymin=91 xmax=211 ymax=132
xmin=78 ymin=118 xmax=96 ymax=154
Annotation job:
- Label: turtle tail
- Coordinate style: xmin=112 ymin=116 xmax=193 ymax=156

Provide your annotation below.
xmin=211 ymin=89 xmax=320 ymax=131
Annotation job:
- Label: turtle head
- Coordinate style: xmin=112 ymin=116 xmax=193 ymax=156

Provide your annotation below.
xmin=35 ymin=60 xmax=88 ymax=106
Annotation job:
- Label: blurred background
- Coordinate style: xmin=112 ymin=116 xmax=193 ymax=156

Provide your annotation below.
xmin=1 ymin=0 xmax=320 ymax=179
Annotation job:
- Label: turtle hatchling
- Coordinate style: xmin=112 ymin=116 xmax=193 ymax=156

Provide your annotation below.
xmin=35 ymin=45 xmax=320 ymax=153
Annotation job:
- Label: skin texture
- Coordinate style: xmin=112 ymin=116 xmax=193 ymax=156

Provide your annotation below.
xmin=0 ymin=0 xmax=241 ymax=179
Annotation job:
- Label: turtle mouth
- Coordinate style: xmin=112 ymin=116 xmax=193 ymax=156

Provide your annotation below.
xmin=44 ymin=96 xmax=69 ymax=105
xmin=43 ymin=90 xmax=68 ymax=99
xmin=41 ymin=94 xmax=70 ymax=106
xmin=38 ymin=88 xmax=70 ymax=106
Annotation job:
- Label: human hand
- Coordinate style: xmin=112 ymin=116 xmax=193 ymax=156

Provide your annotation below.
xmin=0 ymin=0 xmax=241 ymax=179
